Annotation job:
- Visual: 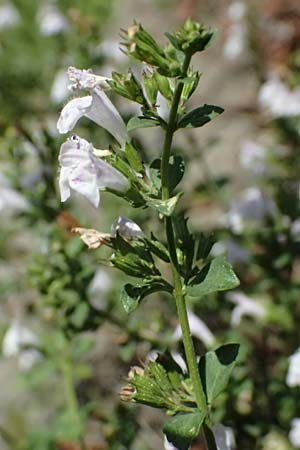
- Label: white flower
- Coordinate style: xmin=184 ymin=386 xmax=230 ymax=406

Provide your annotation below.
xmin=0 ymin=173 xmax=30 ymax=215
xmin=2 ymin=321 xmax=41 ymax=371
xmin=58 ymin=135 xmax=129 ymax=207
xmin=173 ymin=308 xmax=215 ymax=348
xmin=240 ymin=140 xmax=267 ymax=176
xmin=88 ymin=268 xmax=112 ymax=311
xmin=68 ymin=66 xmax=111 ymax=91
xmin=111 ymin=216 xmax=145 ymax=239
xmin=57 ymin=88 xmax=128 ymax=147
xmin=38 ymin=4 xmax=69 ymax=36
xmin=213 ymin=424 xmax=236 ymax=450
xmin=291 ymin=219 xmax=300 ymax=240
xmin=223 ymin=23 xmax=246 ymax=61
xmin=286 ymin=349 xmax=300 ymax=387
xmin=290 ymin=418 xmax=300 ymax=448
xmin=226 ymin=187 xmax=276 ymax=234
xmin=227 ymin=1 xmax=246 ymax=21
xmin=226 ymin=291 xmax=266 ymax=326
xmin=50 ymin=69 xmax=69 ymax=104
xmin=258 ymin=76 xmax=300 ymax=118
xmin=0 ymin=2 xmax=20 ymax=30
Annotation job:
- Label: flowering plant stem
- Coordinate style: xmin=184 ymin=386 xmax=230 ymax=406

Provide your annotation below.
xmin=161 ymin=53 xmax=217 ymax=450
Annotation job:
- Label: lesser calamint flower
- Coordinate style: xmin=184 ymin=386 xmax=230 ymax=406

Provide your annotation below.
xmin=58 ymin=135 xmax=128 ymax=207
xmin=57 ymin=67 xmax=129 ymax=147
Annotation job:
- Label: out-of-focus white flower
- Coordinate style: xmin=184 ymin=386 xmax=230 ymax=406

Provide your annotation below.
xmin=212 ymin=240 xmax=250 ymax=264
xmin=289 ymin=418 xmax=300 ymax=448
xmin=213 ymin=424 xmax=236 ymax=450
xmin=173 ymin=308 xmax=215 ymax=348
xmin=240 ymin=140 xmax=267 ymax=176
xmin=111 ymin=216 xmax=144 ymax=239
xmin=57 ymin=88 xmax=128 ymax=147
xmin=286 ymin=349 xmax=300 ymax=387
xmin=68 ymin=66 xmax=111 ymax=91
xmin=58 ymin=135 xmax=128 ymax=207
xmin=227 ymin=1 xmax=246 ymax=21
xmin=259 ymin=76 xmax=300 ymax=118
xmin=38 ymin=4 xmax=69 ymax=36
xmin=226 ymin=291 xmax=266 ymax=326
xmin=0 ymin=173 xmax=30 ymax=214
xmin=99 ymin=39 xmax=127 ymax=63
xmin=291 ymin=219 xmax=300 ymax=240
xmin=2 ymin=321 xmax=41 ymax=371
xmin=0 ymin=2 xmax=20 ymax=30
xmin=170 ymin=350 xmax=187 ymax=373
xmin=226 ymin=187 xmax=276 ymax=234
xmin=223 ymin=23 xmax=246 ymax=61
xmin=50 ymin=69 xmax=69 ymax=104
xmin=88 ymin=268 xmax=112 ymax=311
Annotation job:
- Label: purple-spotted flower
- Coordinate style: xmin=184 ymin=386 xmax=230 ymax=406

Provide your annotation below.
xmin=57 ymin=67 xmax=129 ymax=147
xmin=58 ymin=135 xmax=128 ymax=207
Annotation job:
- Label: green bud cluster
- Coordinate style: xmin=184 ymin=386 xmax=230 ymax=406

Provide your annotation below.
xmin=165 ymin=18 xmax=216 ymax=56
xmin=121 ymin=23 xmax=181 ymax=77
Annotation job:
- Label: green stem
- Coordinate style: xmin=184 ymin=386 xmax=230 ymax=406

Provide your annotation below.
xmin=160 ymin=53 xmax=216 ymax=450
xmin=61 ymin=354 xmax=86 ymax=450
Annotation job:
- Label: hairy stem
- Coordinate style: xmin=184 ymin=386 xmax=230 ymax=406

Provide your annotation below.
xmin=160 ymin=54 xmax=216 ymax=449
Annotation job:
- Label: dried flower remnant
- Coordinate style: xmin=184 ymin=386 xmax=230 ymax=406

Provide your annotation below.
xmin=72 ymin=227 xmax=111 ymax=250
xmin=67 ymin=66 xmax=111 ymax=91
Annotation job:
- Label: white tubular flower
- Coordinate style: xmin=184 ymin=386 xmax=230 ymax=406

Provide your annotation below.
xmin=38 ymin=4 xmax=69 ymax=36
xmin=226 ymin=291 xmax=266 ymax=327
xmin=68 ymin=66 xmax=111 ymax=91
xmin=213 ymin=424 xmax=236 ymax=450
xmin=286 ymin=349 xmax=300 ymax=387
xmin=2 ymin=321 xmax=41 ymax=371
xmin=173 ymin=308 xmax=215 ymax=348
xmin=57 ymin=88 xmax=128 ymax=147
xmin=258 ymin=76 xmax=300 ymax=118
xmin=0 ymin=2 xmax=20 ymax=30
xmin=58 ymin=135 xmax=129 ymax=208
xmin=290 ymin=418 xmax=300 ymax=448
xmin=111 ymin=216 xmax=145 ymax=239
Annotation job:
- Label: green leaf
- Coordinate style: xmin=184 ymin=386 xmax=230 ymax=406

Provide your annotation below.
xmin=199 ymin=344 xmax=240 ymax=404
xmin=163 ymin=411 xmax=205 ymax=450
xmin=127 ymin=116 xmax=160 ymax=132
xmin=178 ymin=104 xmax=224 ymax=129
xmin=125 ymin=142 xmax=143 ymax=172
xmin=121 ymin=280 xmax=172 ymax=314
xmin=187 ymin=256 xmax=239 ymax=297
xmin=149 ymin=156 xmax=185 ymax=193
xmin=146 ymin=192 xmax=182 ymax=216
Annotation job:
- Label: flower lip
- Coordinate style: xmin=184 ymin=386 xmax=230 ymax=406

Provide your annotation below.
xmin=58 ymin=136 xmax=129 ymax=207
